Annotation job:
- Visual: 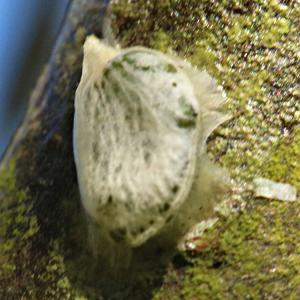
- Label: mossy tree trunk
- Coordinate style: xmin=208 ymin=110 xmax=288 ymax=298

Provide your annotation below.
xmin=0 ymin=0 xmax=299 ymax=299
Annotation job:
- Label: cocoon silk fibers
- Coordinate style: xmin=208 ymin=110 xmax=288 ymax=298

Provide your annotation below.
xmin=73 ymin=35 xmax=230 ymax=272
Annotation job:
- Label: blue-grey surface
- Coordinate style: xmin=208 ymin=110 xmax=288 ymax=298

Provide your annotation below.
xmin=0 ymin=0 xmax=69 ymax=156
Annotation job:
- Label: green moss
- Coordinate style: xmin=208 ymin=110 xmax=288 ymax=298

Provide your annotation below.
xmin=262 ymin=127 xmax=300 ymax=190
xmin=260 ymin=14 xmax=291 ymax=48
xmin=0 ymin=160 xmax=38 ymax=281
xmin=0 ymin=160 xmax=86 ymax=299
xmin=190 ymin=47 xmax=217 ymax=73
xmin=153 ymin=199 xmax=300 ymax=299
xmin=226 ymin=16 xmax=252 ymax=44
xmin=151 ymin=30 xmax=171 ymax=52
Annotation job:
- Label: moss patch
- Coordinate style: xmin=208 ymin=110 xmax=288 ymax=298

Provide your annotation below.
xmin=0 ymin=160 xmax=86 ymax=299
xmin=153 ymin=198 xmax=300 ymax=299
xmin=0 ymin=160 xmax=39 ymax=297
xmin=263 ymin=127 xmax=300 ymax=190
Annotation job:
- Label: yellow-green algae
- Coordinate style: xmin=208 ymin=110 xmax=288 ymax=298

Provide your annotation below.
xmin=110 ymin=0 xmax=300 ymax=299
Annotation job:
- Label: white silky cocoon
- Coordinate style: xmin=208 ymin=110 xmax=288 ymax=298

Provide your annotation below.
xmin=73 ymin=35 xmax=230 ymax=272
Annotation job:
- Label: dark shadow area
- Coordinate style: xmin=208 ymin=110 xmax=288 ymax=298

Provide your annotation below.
xmin=59 ymin=184 xmax=170 ymax=299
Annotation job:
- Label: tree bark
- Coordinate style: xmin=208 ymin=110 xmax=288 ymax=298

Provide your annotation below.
xmin=1 ymin=0 xmax=299 ymax=299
